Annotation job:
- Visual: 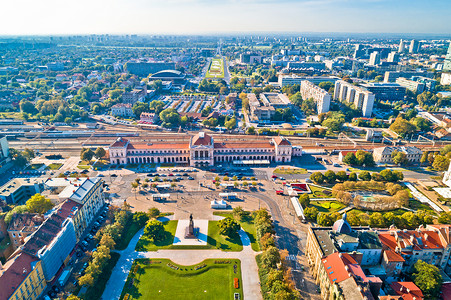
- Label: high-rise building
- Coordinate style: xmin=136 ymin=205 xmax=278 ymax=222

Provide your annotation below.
xmin=334 ymin=80 xmax=375 ymax=117
xmin=409 ymin=40 xmax=420 ymax=53
xmin=369 ymin=51 xmax=380 ymax=66
xmin=444 ymin=42 xmax=451 ymax=72
xmin=398 ymin=39 xmax=405 ymax=53
xmin=387 ymin=52 xmax=400 ymax=63
xmin=300 ymin=80 xmax=331 ymax=114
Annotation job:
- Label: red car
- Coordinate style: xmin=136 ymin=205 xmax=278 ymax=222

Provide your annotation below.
xmin=271 ymin=175 xmax=278 ymax=179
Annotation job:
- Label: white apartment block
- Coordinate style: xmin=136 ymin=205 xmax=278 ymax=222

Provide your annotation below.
xmin=334 ymin=80 xmax=375 ymax=117
xmin=300 ymin=80 xmax=330 ymax=114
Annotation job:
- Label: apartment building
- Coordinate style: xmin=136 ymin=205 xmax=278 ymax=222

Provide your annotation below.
xmin=369 ymin=51 xmax=381 ymax=66
xmin=7 ymin=214 xmax=43 ymax=250
xmin=395 ymin=77 xmax=425 ymax=94
xmin=362 ymin=83 xmax=406 ymax=102
xmin=334 ymin=80 xmax=375 ymax=117
xmin=387 ymin=52 xmax=400 ymax=63
xmin=372 ymin=146 xmax=422 ymax=164
xmin=121 ymin=86 xmax=147 ymax=105
xmin=277 ymin=75 xmax=339 ymax=87
xmin=300 ymin=80 xmax=330 ymax=114
xmin=378 ymin=227 xmax=446 ymax=272
xmin=0 ymin=252 xmax=47 ymax=300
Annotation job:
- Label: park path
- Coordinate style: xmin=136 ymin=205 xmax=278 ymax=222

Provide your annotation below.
xmin=101 ymin=224 xmax=262 ymax=300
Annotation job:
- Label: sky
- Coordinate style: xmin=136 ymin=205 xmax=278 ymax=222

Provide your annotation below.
xmin=1 ymin=0 xmax=450 ymax=35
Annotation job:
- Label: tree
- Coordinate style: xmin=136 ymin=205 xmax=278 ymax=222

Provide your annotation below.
xmin=324 ymin=170 xmax=336 ymax=184
xmin=336 ymin=171 xmax=348 ymax=182
xmin=224 ymin=118 xmax=237 ymax=131
xmin=22 ymin=148 xmax=35 ymax=160
xmin=26 ymin=194 xmax=54 ymax=214
xmin=317 ymin=213 xmax=334 ymax=226
xmin=304 ymin=207 xmax=318 ymax=221
xmin=100 ymin=234 xmax=116 ymax=249
xmin=94 ymin=147 xmax=106 ymax=159
xmin=233 ymin=206 xmax=248 ymax=222
xmin=348 ymin=172 xmax=357 ymax=181
xmin=412 ymin=260 xmax=443 ymax=299
xmin=4 ymin=205 xmax=28 ymax=224
xmin=310 ymin=172 xmax=325 ymax=184
xmin=420 ymin=151 xmax=429 ymax=166
xmin=298 ymin=194 xmax=310 ymax=208
xmin=67 ymin=296 xmax=82 ymax=300
xmin=159 ymin=108 xmax=180 ymax=128
xmin=144 ymin=219 xmax=165 ymax=241
xmin=20 ymin=101 xmax=37 ymax=114
xmin=132 ymin=102 xmax=150 ymax=117
xmin=81 ymin=148 xmax=94 ymax=161
xmin=358 ymin=171 xmax=371 ymax=181
xmin=432 ymin=155 xmax=450 ymax=171
xmin=148 ymin=207 xmax=161 ymax=219
xmin=78 ymin=273 xmax=94 ymax=286
xmin=389 ymin=117 xmax=416 ymax=137
xmin=218 ymin=217 xmax=240 ymax=237
xmin=132 ymin=212 xmax=149 ymax=227
xmin=343 ymin=153 xmax=358 ymax=165
xmin=260 ymin=246 xmax=280 ymax=269
xmin=391 ymin=150 xmax=408 ymax=166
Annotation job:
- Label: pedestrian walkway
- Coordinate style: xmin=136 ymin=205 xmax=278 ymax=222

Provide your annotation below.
xmin=404 ymin=182 xmax=443 ymax=212
xmin=101 ymin=223 xmax=262 ymax=300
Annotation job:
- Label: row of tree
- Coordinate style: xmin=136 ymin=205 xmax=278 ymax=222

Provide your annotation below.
xmin=342 ymin=150 xmax=375 ymax=167
xmin=309 ymin=169 xmax=403 ymax=184
xmin=80 ymin=147 xmax=106 ymax=161
xmin=253 ymin=209 xmax=299 ymax=300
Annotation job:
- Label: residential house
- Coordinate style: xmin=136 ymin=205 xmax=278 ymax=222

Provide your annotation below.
xmin=7 ymin=214 xmax=43 ymax=250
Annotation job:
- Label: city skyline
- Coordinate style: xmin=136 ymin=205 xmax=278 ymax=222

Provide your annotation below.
xmin=1 ymin=0 xmax=450 ymax=36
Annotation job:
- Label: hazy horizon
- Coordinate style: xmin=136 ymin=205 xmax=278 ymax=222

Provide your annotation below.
xmin=2 ymin=0 xmax=450 ymax=36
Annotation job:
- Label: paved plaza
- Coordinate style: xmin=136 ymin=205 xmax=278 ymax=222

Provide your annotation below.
xmin=173 ymin=219 xmax=209 ymax=246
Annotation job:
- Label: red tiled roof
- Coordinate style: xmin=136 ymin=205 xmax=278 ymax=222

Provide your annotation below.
xmin=127 ymin=143 xmax=189 ymax=150
xmin=110 ymin=137 xmax=129 ymax=148
xmin=390 ymin=282 xmax=424 ymax=300
xmin=379 ymin=230 xmax=444 ymax=254
xmin=384 ymin=249 xmax=405 ymax=262
xmin=273 ymin=136 xmax=291 ymax=146
xmin=0 ymin=252 xmax=40 ymax=300
xmin=213 ymin=142 xmax=273 ymax=149
xmin=321 ymin=252 xmax=357 ymax=284
xmin=191 ymin=133 xmax=212 ymax=146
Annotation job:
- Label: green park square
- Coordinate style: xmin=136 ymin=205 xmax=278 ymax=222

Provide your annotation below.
xmin=120 ymin=258 xmax=243 ymax=300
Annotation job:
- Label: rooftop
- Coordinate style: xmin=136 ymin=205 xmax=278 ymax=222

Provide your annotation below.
xmin=0 ymin=252 xmax=40 ymax=300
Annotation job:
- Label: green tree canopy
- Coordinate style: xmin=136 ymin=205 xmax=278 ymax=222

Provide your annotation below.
xmin=26 ymin=194 xmax=54 ymax=214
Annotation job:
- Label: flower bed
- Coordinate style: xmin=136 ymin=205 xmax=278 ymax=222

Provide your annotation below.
xmin=167 ymin=263 xmax=179 ymax=270
xmin=195 ymin=263 xmax=207 ymax=270
xmin=234 ymin=278 xmax=239 ymax=289
xmin=214 ymin=260 xmax=231 ymax=264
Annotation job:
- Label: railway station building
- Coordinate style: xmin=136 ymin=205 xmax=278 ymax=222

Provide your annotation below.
xmin=108 ymin=132 xmax=301 ymax=167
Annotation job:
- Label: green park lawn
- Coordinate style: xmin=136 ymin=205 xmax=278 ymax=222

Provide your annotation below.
xmin=206 ymin=58 xmax=224 ymax=79
xmin=310 ymin=201 xmax=346 ymax=213
xmin=77 ymin=160 xmax=91 ymax=170
xmin=120 ymin=259 xmax=243 ymax=300
xmin=135 ymin=220 xmax=243 ymax=252
xmin=308 ymin=185 xmax=334 ymax=198
xmin=273 ymin=168 xmax=308 ymax=175
xmin=116 ymin=219 xmax=146 ymax=250
xmin=46 ymin=163 xmax=63 ymax=170
xmin=26 ymin=163 xmax=44 ymax=170
xmin=213 ymin=212 xmax=259 ymax=251
xmin=409 ymin=199 xmax=436 ymax=214
xmin=135 ymin=220 xmax=179 ymax=251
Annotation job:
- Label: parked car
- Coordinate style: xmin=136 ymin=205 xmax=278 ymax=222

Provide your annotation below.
xmin=188 ymin=177 xmax=194 ymax=180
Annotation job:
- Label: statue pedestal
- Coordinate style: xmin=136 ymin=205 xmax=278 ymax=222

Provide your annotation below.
xmin=173 ymin=220 xmax=209 ymax=246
